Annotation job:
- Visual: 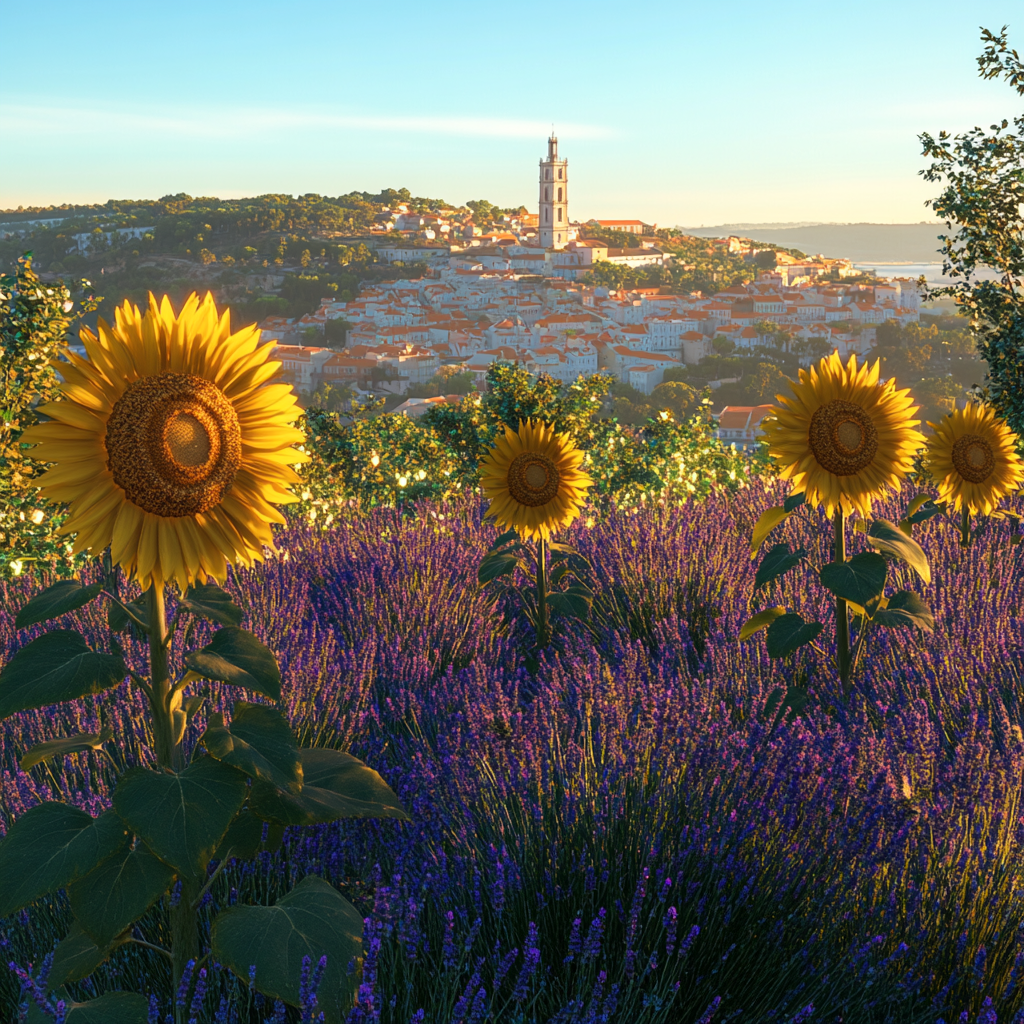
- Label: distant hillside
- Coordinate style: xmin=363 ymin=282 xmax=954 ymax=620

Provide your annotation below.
xmin=679 ymin=223 xmax=947 ymax=264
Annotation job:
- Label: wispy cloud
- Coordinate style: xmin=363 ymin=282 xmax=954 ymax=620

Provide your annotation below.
xmin=0 ymin=103 xmax=613 ymax=141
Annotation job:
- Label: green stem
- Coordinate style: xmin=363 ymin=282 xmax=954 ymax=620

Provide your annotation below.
xmin=834 ymin=508 xmax=852 ymax=697
xmin=536 ymin=536 xmax=549 ymax=649
xmin=147 ymin=584 xmax=199 ymax=1023
xmin=960 ymin=506 xmax=971 ymax=548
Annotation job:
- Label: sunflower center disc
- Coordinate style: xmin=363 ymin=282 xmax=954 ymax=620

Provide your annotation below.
xmin=807 ymin=399 xmax=879 ymax=477
xmin=507 ymin=452 xmax=561 ymax=507
xmin=105 ymin=372 xmax=242 ymax=517
xmin=952 ymin=433 xmax=995 ymax=484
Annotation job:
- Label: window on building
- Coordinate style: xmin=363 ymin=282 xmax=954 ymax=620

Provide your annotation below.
xmin=557 ymin=187 xmax=562 ymax=201
xmin=544 ymin=187 xmax=549 ymax=201
xmin=557 ymin=208 xmax=562 ymax=222
xmin=558 ymin=169 xmax=563 ymax=179
xmin=545 ymin=169 xmax=550 ymax=179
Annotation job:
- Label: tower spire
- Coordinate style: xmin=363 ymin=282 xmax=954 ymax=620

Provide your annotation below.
xmin=538 ymin=132 xmax=567 ymax=250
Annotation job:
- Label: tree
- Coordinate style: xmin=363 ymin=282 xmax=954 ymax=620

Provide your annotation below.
xmin=920 ymin=26 xmax=1024 ymax=433
xmin=662 ymin=366 xmax=690 ymax=384
xmin=650 ymin=380 xmax=699 ymax=420
xmin=712 ymin=335 xmax=735 ymax=356
xmin=753 ymin=250 xmax=778 ymax=270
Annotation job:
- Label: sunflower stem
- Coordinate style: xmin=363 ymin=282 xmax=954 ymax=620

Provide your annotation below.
xmin=834 ymin=508 xmax=853 ymax=697
xmin=147 ymin=583 xmax=199 ymax=1023
xmin=960 ymin=506 xmax=972 ymax=548
xmin=536 ymin=536 xmax=550 ymax=649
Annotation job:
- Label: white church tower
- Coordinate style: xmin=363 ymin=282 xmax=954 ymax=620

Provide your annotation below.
xmin=538 ymin=134 xmax=567 ymax=250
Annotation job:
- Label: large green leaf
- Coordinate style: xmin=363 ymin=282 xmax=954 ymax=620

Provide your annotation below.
xmin=867 ymin=518 xmax=931 ymax=583
xmin=0 ymin=630 xmax=126 ymax=720
xmin=106 ymin=598 xmax=149 ymax=634
xmin=783 ymin=492 xmax=806 ymax=512
xmin=251 ymin=748 xmax=409 ymax=827
xmin=819 ymin=552 xmax=887 ymax=607
xmin=754 ymin=543 xmax=806 ymax=591
xmin=180 ymin=582 xmax=243 ymax=628
xmin=201 ymin=702 xmax=303 ymax=794
xmin=874 ymin=591 xmax=936 ymax=632
xmin=20 ymin=725 xmax=113 ymax=770
xmin=739 ymin=606 xmax=786 ymax=642
xmin=29 ymin=991 xmax=150 ymax=1024
xmin=48 ymin=921 xmax=128 ymax=988
xmin=112 ymin=756 xmax=247 ymax=877
xmin=0 ymin=806 xmax=128 ymax=918
xmin=15 ymin=579 xmax=105 ymax=629
xmin=547 ymin=584 xmax=593 ymax=620
xmin=184 ymin=627 xmax=281 ymax=700
xmin=214 ymin=810 xmax=268 ymax=862
xmin=765 ymin=613 xmax=823 ymax=659
xmin=68 ymin=844 xmax=175 ymax=948
xmin=211 ymin=874 xmax=364 ymax=1023
xmin=750 ymin=506 xmax=790 ymax=557
xmin=477 ymin=551 xmax=519 ymax=584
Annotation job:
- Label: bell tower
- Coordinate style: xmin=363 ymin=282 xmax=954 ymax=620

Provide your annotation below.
xmin=538 ymin=134 xmax=567 ymax=250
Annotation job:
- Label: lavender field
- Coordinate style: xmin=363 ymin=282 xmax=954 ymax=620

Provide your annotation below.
xmin=4 ymin=482 xmax=1024 ymax=1023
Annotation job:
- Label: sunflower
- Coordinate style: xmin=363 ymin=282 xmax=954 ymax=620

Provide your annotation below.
xmin=761 ymin=351 xmax=924 ymax=518
xmin=21 ymin=292 xmax=308 ymax=588
xmin=479 ymin=419 xmax=593 ymax=541
xmin=924 ymin=402 xmax=1024 ymax=516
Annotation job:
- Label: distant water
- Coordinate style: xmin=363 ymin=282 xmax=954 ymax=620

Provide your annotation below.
xmin=853 ymin=262 xmax=1000 ymax=286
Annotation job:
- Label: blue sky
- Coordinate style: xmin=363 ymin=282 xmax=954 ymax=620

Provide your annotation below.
xmin=1 ymin=1 xmax=1019 ymax=224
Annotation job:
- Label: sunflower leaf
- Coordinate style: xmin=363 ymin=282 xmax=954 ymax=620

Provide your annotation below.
xmin=0 ymin=805 xmax=129 ymax=918
xmin=48 ymin=922 xmax=129 ymax=989
xmin=867 ymin=519 xmax=931 ymax=584
xmin=184 ymin=627 xmax=281 ymax=701
xmin=765 ymin=613 xmax=823 ymax=659
xmin=754 ymin=543 xmax=807 ymax=591
xmin=874 ymin=591 xmax=935 ymax=632
xmin=106 ymin=598 xmax=149 ymax=635
xmin=68 ymin=844 xmax=175 ymax=948
xmin=201 ymin=702 xmax=303 ymax=795
xmin=783 ymin=492 xmax=806 ymax=512
xmin=739 ymin=606 xmax=786 ymax=641
xmin=33 ymin=991 xmax=149 ymax=1024
xmin=20 ymin=725 xmax=114 ymax=770
xmin=548 ymin=585 xmax=593 ymax=620
xmin=0 ymin=631 xmax=126 ymax=720
xmin=819 ymin=552 xmax=888 ymax=607
xmin=750 ymin=507 xmax=790 ymax=558
xmin=180 ymin=583 xmax=243 ymax=628
xmin=478 ymin=551 xmax=520 ymax=584
xmin=211 ymin=875 xmax=363 ymax=1022
xmin=15 ymin=579 xmax=105 ymax=630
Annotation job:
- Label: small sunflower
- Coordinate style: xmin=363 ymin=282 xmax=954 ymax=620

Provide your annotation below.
xmin=762 ymin=351 xmax=924 ymax=517
xmin=479 ymin=419 xmax=593 ymax=541
xmin=21 ymin=292 xmax=308 ymax=588
xmin=924 ymin=402 xmax=1024 ymax=516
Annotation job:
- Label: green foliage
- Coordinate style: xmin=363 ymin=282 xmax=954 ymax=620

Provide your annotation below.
xmin=920 ymin=26 xmax=1024 ymax=435
xmin=211 ymin=874 xmax=364 ymax=1024
xmin=0 ymin=255 xmax=97 ymax=578
xmin=183 ymin=626 xmax=282 ymax=701
xmin=297 ymin=365 xmax=760 ymax=521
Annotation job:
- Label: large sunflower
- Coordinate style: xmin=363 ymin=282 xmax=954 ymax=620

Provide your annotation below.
xmin=479 ymin=419 xmax=593 ymax=541
xmin=924 ymin=402 xmax=1024 ymax=516
xmin=762 ymin=351 xmax=924 ymax=517
xmin=21 ymin=292 xmax=308 ymax=588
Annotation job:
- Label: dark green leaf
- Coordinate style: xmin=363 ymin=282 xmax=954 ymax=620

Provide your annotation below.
xmin=750 ymin=506 xmax=790 ymax=557
xmin=106 ymin=598 xmax=148 ymax=634
xmin=739 ymin=606 xmax=786 ymax=641
xmin=212 ymin=875 xmax=363 ymax=1023
xmin=251 ymin=748 xmax=409 ymax=827
xmin=765 ymin=613 xmax=823 ymax=659
xmin=15 ymin=580 xmax=105 ymax=630
xmin=490 ymin=527 xmax=519 ymax=551
xmin=112 ymin=756 xmax=247 ymax=877
xmin=20 ymin=725 xmax=113 ymax=770
xmin=184 ymin=695 xmax=206 ymax=722
xmin=214 ymin=810 xmax=267 ymax=862
xmin=68 ymin=844 xmax=174 ymax=948
xmin=783 ymin=492 xmax=806 ymax=512
xmin=45 ymin=992 xmax=150 ymax=1024
xmin=184 ymin=627 xmax=281 ymax=701
xmin=868 ymin=518 xmax=931 ymax=583
xmin=477 ymin=552 xmax=519 ymax=584
xmin=0 ymin=630 xmax=126 ymax=720
xmin=874 ymin=591 xmax=936 ymax=632
xmin=180 ymin=583 xmax=243 ymax=628
xmin=48 ymin=922 xmax=128 ymax=989
xmin=202 ymin=702 xmax=302 ymax=794
xmin=754 ymin=543 xmax=806 ymax=591
xmin=819 ymin=552 xmax=888 ymax=607
xmin=0 ymin=806 xmax=128 ymax=918
xmin=548 ymin=585 xmax=593 ymax=620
